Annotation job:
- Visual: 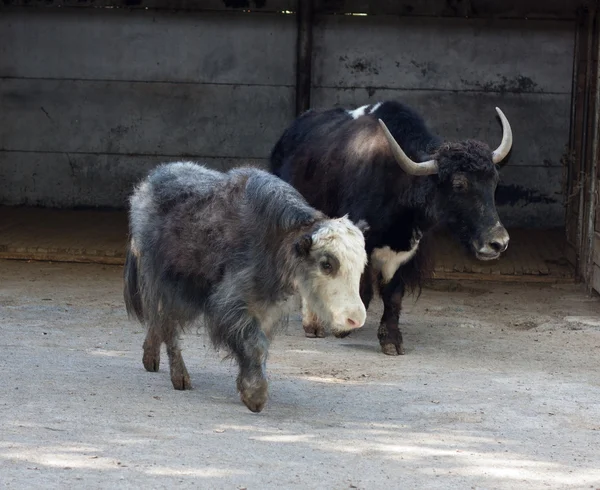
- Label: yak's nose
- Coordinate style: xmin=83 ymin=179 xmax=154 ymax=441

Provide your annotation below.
xmin=475 ymin=224 xmax=509 ymax=260
xmin=488 ymin=234 xmax=509 ymax=254
xmin=346 ymin=306 xmax=367 ymax=329
xmin=345 ymin=317 xmax=364 ymax=330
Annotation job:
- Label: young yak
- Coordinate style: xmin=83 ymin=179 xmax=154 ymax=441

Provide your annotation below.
xmin=123 ymin=162 xmax=368 ymax=412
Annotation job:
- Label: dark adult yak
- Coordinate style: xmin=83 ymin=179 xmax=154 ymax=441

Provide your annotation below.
xmin=123 ymin=162 xmax=368 ymax=412
xmin=270 ymin=100 xmax=512 ymax=356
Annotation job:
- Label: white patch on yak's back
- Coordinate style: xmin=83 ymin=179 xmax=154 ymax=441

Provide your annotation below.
xmin=348 ymin=104 xmax=370 ymax=119
xmin=371 ymin=230 xmax=422 ymax=283
xmin=347 ymin=102 xmax=382 ymax=120
xmin=369 ymin=102 xmax=382 ymax=113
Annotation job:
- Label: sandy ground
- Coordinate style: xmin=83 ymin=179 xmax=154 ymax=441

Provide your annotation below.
xmin=1 ymin=259 xmax=600 ymax=489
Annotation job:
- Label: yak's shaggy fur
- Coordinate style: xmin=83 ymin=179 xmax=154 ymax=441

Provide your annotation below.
xmin=124 ymin=162 xmax=367 ymax=412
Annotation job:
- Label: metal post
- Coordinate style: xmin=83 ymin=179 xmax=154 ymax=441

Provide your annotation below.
xmin=295 ymin=0 xmax=314 ymax=116
xmin=583 ymin=4 xmax=600 ymax=291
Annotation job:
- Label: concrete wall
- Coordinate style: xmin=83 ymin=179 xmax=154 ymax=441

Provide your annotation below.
xmin=0 ymin=9 xmax=296 ymax=208
xmin=0 ymin=9 xmax=574 ymax=228
xmin=311 ymin=15 xmax=574 ymax=229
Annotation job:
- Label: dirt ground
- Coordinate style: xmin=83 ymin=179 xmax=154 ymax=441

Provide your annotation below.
xmin=1 ymin=259 xmax=600 ymax=489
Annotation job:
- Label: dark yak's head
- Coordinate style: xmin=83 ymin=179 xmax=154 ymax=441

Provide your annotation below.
xmin=379 ymin=108 xmax=512 ymax=261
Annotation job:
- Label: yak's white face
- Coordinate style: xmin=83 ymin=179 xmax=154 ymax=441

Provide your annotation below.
xmin=295 ymin=216 xmax=368 ymax=334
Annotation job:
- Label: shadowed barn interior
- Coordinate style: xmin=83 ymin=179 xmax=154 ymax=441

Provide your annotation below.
xmin=0 ymin=0 xmax=599 ymax=289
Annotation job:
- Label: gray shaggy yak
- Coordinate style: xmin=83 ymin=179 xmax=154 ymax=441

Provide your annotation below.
xmin=123 ymin=162 xmax=368 ymax=412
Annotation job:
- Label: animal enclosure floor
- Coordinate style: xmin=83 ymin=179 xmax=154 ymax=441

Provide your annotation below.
xmin=1 ymin=260 xmax=599 ymax=489
xmin=0 ymin=207 xmax=574 ymax=282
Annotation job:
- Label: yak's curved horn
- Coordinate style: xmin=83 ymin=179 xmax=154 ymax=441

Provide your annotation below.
xmin=491 ymin=107 xmax=513 ymax=164
xmin=378 ymin=119 xmax=438 ymax=176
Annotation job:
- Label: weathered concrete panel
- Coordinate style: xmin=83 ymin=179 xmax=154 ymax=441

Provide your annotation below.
xmin=496 ymin=166 xmax=564 ymax=228
xmin=0 ymin=152 xmax=267 ymax=208
xmin=313 ymin=16 xmax=574 ymax=94
xmin=1 ymin=79 xmax=294 ymax=158
xmin=0 ymin=10 xmax=296 ymax=86
xmin=0 ymin=0 xmax=296 ymax=11
xmin=313 ymin=0 xmax=582 ymax=19
xmin=0 ymin=144 xmax=562 ymax=223
xmin=0 ymin=8 xmax=294 ymax=209
xmin=0 ymin=0 xmax=582 ymax=18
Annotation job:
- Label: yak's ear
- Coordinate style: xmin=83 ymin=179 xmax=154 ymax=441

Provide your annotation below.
xmin=354 ymin=219 xmax=370 ymax=235
xmin=294 ymin=234 xmax=313 ymax=257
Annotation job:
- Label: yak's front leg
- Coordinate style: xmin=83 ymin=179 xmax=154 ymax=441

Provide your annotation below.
xmin=301 ymin=297 xmax=326 ymax=338
xmin=377 ymin=272 xmax=406 ymax=356
xmin=231 ymin=320 xmax=270 ymax=413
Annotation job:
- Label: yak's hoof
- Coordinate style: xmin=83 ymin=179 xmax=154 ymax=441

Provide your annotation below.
xmin=170 ymin=368 xmax=192 ymax=390
xmin=303 ymin=323 xmax=326 ymax=338
xmin=143 ymin=352 xmax=160 ymax=372
xmin=333 ymin=330 xmax=352 ymax=339
xmin=237 ymin=377 xmax=268 ymax=413
xmin=378 ymin=324 xmax=404 ymax=356
xmin=380 ymin=342 xmax=405 ymax=356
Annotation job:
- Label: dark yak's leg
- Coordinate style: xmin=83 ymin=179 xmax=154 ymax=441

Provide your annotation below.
xmin=359 ymin=264 xmax=375 ymax=311
xmin=229 ymin=319 xmax=270 ymax=413
xmin=142 ymin=324 xmax=162 ymax=373
xmin=162 ymin=321 xmax=192 ymax=390
xmin=378 ymin=271 xmax=406 ymax=356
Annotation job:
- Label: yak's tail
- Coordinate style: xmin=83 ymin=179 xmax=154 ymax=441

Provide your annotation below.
xmin=123 ymin=244 xmax=144 ymax=323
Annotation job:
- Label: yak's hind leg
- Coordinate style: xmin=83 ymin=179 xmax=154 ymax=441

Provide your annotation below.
xmin=377 ymin=272 xmax=406 ymax=356
xmin=143 ymin=324 xmax=162 ymax=373
xmin=162 ymin=322 xmax=192 ymax=390
xmin=301 ymin=298 xmax=326 ymax=338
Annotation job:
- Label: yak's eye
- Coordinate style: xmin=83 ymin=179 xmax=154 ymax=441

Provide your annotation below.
xmin=320 ymin=261 xmax=333 ymax=274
